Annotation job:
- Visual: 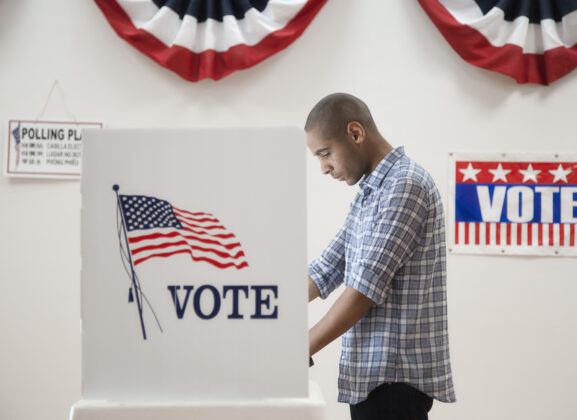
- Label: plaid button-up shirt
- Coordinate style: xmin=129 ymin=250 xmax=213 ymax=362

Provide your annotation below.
xmin=309 ymin=147 xmax=456 ymax=404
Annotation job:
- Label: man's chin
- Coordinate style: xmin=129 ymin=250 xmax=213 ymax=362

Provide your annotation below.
xmin=345 ymin=175 xmax=363 ymax=186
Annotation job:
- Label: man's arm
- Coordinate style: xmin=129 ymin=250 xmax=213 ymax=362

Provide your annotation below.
xmin=308 ymin=276 xmax=321 ymax=302
xmin=309 ymin=286 xmax=374 ymax=356
xmin=308 ymin=224 xmax=347 ymax=301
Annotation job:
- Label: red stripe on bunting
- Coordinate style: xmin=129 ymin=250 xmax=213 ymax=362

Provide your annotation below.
xmin=94 ymin=0 xmax=327 ymax=81
xmin=417 ymin=0 xmax=577 ymax=85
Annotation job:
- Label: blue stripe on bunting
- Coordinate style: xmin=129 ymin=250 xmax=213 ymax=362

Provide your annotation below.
xmin=151 ymin=0 xmax=271 ymax=22
xmin=473 ymin=0 xmax=577 ymax=24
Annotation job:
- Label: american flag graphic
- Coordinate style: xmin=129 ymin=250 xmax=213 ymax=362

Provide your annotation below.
xmin=450 ymin=155 xmax=577 ymax=256
xmin=12 ymin=123 xmax=21 ymax=167
xmin=118 ymin=194 xmax=248 ymax=269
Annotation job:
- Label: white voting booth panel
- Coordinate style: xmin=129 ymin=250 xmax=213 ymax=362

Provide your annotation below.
xmin=71 ymin=128 xmax=324 ymax=420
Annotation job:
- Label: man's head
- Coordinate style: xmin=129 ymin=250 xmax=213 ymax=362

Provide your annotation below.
xmin=304 ymin=93 xmax=388 ymax=186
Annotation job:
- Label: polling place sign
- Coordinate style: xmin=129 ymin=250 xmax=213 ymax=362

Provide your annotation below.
xmin=449 ymin=153 xmax=577 ymax=256
xmin=5 ymin=120 xmax=102 ymax=178
xmin=81 ymin=128 xmax=308 ymax=401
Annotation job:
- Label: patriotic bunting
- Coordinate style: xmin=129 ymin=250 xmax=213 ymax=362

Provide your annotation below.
xmin=418 ymin=0 xmax=577 ymax=85
xmin=94 ymin=0 xmax=327 ymax=81
xmin=449 ymin=153 xmax=577 ymax=256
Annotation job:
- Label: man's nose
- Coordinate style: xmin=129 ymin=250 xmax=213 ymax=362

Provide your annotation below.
xmin=320 ymin=160 xmax=332 ymax=175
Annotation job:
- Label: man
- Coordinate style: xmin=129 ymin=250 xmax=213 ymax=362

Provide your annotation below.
xmin=306 ymin=93 xmax=456 ymax=420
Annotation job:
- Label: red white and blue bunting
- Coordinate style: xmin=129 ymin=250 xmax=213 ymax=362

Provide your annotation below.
xmin=94 ymin=0 xmax=327 ymax=81
xmin=418 ymin=0 xmax=577 ymax=85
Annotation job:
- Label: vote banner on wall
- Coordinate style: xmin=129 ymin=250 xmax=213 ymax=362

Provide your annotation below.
xmin=448 ymin=153 xmax=577 ymax=256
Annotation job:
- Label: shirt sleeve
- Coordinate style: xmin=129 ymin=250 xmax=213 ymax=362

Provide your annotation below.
xmin=348 ymin=178 xmax=430 ymax=305
xmin=308 ymin=224 xmax=347 ymax=299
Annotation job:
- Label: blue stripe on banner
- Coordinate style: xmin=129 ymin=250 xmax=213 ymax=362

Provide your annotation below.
xmin=473 ymin=0 xmax=577 ymax=24
xmin=455 ymin=183 xmax=577 ymax=224
xmin=152 ymin=0 xmax=271 ymax=22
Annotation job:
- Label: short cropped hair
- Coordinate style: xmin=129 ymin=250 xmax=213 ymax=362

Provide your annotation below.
xmin=304 ymin=93 xmax=377 ymax=140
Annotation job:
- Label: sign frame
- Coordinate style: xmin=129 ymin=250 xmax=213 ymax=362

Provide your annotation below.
xmin=4 ymin=119 xmax=103 ymax=179
xmin=448 ymin=151 xmax=577 ymax=256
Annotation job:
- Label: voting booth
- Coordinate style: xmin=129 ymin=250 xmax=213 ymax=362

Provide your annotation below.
xmin=70 ymin=128 xmax=325 ymax=420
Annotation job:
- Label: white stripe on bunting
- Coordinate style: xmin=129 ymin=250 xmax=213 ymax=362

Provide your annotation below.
xmin=117 ymin=0 xmax=307 ymax=52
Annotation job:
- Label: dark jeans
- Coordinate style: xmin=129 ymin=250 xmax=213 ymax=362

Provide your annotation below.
xmin=349 ymin=383 xmax=434 ymax=420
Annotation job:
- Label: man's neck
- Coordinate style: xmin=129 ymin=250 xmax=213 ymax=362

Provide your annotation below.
xmin=365 ymin=137 xmax=394 ymax=175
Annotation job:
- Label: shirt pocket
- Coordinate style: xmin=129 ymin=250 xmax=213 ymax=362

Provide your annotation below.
xmin=360 ymin=200 xmax=381 ymax=238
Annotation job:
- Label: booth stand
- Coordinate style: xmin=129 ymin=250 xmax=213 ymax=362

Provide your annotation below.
xmin=70 ymin=381 xmax=325 ymax=420
xmin=70 ymin=128 xmax=325 ymax=420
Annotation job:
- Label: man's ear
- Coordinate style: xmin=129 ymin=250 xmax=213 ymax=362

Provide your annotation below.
xmin=347 ymin=121 xmax=365 ymax=144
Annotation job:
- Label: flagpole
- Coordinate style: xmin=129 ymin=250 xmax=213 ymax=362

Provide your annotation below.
xmin=113 ymin=184 xmax=147 ymax=340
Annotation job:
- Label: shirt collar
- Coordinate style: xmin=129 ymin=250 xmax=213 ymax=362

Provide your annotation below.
xmin=359 ymin=146 xmax=405 ymax=192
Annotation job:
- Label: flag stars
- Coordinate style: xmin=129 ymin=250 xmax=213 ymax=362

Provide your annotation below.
xmin=518 ymin=164 xmax=541 ymax=183
xmin=459 ymin=163 xmax=482 ymax=182
xmin=549 ymin=164 xmax=572 ymax=183
xmin=120 ymin=195 xmax=182 ymax=231
xmin=489 ymin=163 xmax=511 ymax=183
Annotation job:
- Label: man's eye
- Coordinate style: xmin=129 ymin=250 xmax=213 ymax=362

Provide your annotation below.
xmin=321 ymin=152 xmax=330 ymax=158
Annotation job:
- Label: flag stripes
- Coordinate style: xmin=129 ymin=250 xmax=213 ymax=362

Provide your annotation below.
xmin=128 ymin=231 xmax=241 ymax=250
xmin=118 ymin=194 xmax=248 ymax=269
xmin=454 ymin=222 xmax=576 ymax=248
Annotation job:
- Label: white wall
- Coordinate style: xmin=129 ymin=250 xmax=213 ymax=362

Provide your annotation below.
xmin=1 ymin=1 xmax=576 ymax=420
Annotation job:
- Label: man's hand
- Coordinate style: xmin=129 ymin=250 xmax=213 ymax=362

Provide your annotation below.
xmin=309 ymin=286 xmax=374 ymax=356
